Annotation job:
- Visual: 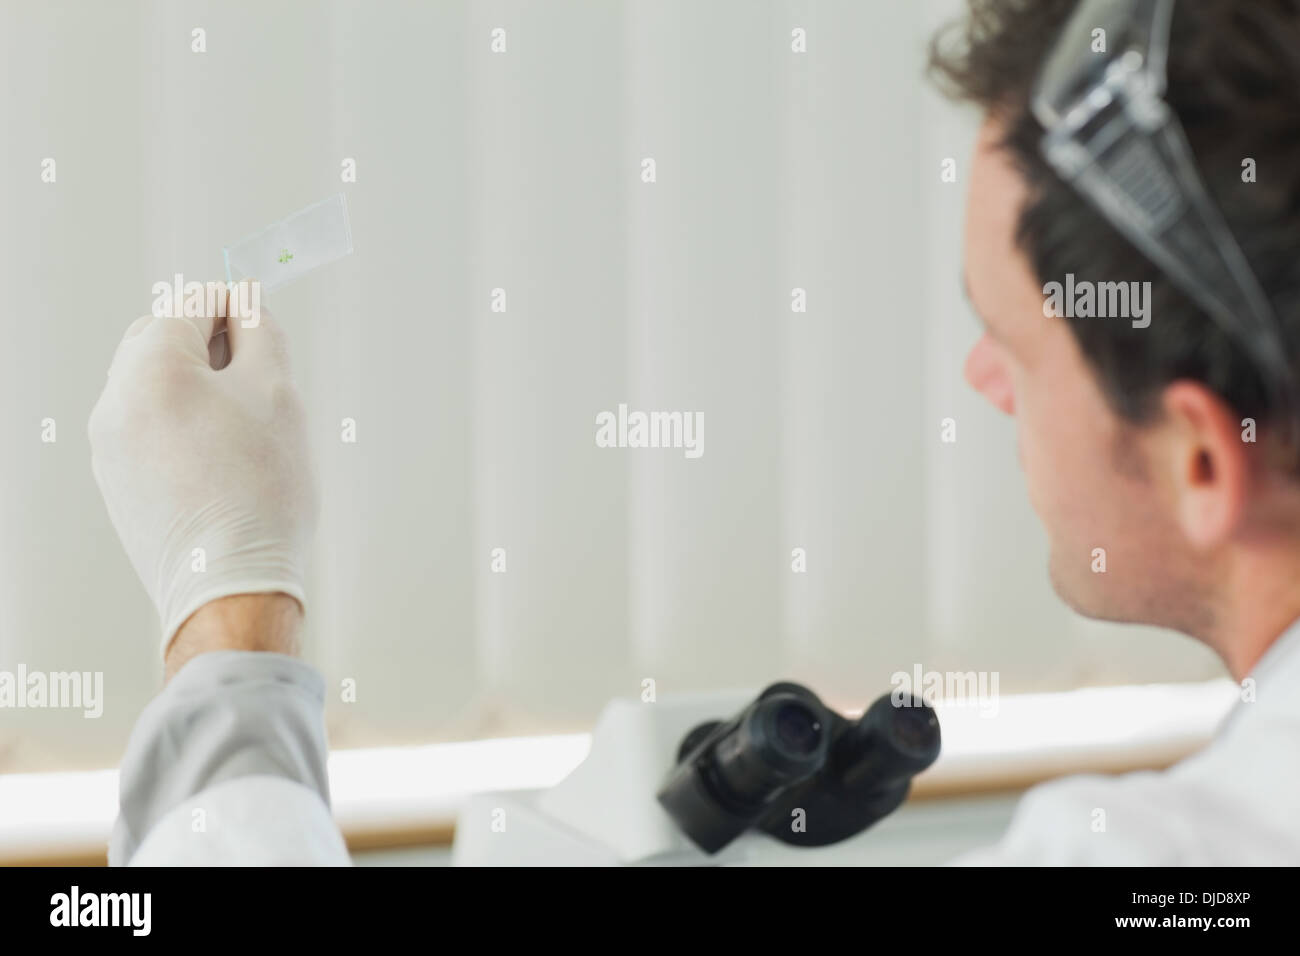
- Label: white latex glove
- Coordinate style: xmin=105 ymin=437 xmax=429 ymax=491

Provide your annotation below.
xmin=88 ymin=284 xmax=318 ymax=656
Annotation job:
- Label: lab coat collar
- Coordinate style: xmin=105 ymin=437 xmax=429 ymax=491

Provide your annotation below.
xmin=1216 ymin=614 xmax=1300 ymax=736
xmin=1245 ymin=614 xmax=1300 ymax=685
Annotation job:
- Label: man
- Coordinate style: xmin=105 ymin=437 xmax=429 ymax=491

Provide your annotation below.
xmin=937 ymin=0 xmax=1300 ymax=863
xmin=94 ymin=0 xmax=1299 ymax=866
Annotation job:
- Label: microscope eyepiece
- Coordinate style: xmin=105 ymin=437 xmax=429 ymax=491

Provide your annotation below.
xmin=656 ymin=684 xmax=830 ymax=852
xmin=772 ymin=699 xmax=824 ymax=756
xmin=657 ymin=682 xmax=941 ymax=854
xmin=711 ymin=692 xmax=829 ymax=806
xmin=835 ymin=693 xmax=941 ymax=792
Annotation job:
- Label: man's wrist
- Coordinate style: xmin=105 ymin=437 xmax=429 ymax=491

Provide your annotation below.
xmin=164 ymin=593 xmax=304 ymax=682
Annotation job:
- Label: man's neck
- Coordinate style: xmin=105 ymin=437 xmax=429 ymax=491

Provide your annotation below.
xmin=1206 ymin=550 xmax=1300 ymax=681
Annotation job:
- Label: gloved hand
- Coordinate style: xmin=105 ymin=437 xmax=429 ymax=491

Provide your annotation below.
xmin=88 ymin=283 xmax=318 ymax=656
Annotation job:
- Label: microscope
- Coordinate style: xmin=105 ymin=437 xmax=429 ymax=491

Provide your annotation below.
xmin=452 ymin=682 xmax=940 ymax=865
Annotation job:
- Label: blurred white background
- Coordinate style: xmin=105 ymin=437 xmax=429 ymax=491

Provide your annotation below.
xmin=0 ymin=0 xmax=1222 ymax=775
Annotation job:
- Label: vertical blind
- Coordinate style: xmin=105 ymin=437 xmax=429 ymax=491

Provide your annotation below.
xmin=0 ymin=0 xmax=1222 ymax=773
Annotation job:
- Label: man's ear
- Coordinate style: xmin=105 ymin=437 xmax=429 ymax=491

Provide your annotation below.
xmin=1156 ymin=381 xmax=1251 ymax=550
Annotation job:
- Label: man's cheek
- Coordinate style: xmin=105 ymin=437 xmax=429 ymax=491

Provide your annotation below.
xmin=1017 ymin=413 xmax=1063 ymax=515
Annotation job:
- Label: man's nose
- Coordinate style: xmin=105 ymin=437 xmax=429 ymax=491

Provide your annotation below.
xmin=964 ymin=334 xmax=1015 ymax=416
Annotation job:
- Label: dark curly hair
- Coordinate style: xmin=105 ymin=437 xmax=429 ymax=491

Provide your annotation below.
xmin=929 ymin=0 xmax=1300 ymax=444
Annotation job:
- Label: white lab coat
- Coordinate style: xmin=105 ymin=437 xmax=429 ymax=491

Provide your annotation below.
xmin=129 ymin=777 xmax=350 ymax=866
xmin=951 ymin=619 xmax=1300 ymax=865
xmin=110 ymin=651 xmax=352 ymax=867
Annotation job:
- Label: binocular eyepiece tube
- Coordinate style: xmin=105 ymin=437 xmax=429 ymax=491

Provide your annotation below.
xmin=657 ymin=682 xmax=940 ymax=854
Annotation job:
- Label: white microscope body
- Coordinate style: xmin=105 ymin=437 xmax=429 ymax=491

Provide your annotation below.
xmin=452 ymin=690 xmax=897 ymax=866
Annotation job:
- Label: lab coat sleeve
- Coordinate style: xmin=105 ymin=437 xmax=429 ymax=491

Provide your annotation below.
xmin=109 ymin=650 xmax=350 ymax=866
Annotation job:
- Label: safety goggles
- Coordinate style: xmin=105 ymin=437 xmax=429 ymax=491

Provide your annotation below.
xmin=1031 ymin=0 xmax=1299 ymax=443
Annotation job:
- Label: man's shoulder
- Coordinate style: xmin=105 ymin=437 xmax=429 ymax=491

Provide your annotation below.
xmin=951 ymin=749 xmax=1300 ymax=866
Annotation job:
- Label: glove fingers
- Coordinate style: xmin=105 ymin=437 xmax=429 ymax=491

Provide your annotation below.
xmin=123 ymin=314 xmax=156 ymax=340
xmin=174 ymin=284 xmax=223 ymax=354
xmin=225 ymin=279 xmax=291 ymax=374
xmin=104 ymin=315 xmax=160 ymax=376
xmin=126 ymin=285 xmax=229 ymax=368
